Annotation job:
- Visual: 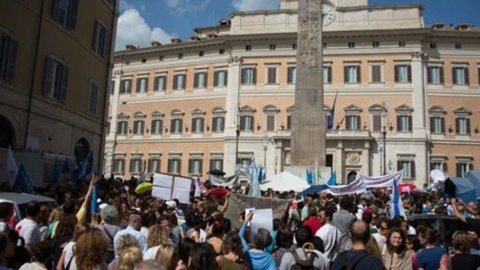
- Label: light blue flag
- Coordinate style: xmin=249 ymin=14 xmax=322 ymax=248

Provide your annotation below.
xmin=13 ymin=164 xmax=34 ymax=194
xmin=248 ymin=158 xmax=260 ymax=197
xmin=306 ymin=170 xmax=314 ymax=185
xmin=91 ymin=185 xmax=97 ymax=214
xmin=391 ymin=178 xmax=405 ymax=218
xmin=327 ymin=171 xmax=337 ymax=186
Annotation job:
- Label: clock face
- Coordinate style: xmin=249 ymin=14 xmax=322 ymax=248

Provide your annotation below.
xmin=322 ymin=4 xmax=336 ymax=26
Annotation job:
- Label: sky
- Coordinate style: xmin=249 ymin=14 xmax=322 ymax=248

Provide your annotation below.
xmin=115 ymin=0 xmax=480 ymax=51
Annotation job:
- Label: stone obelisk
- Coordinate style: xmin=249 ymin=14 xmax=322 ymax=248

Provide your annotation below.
xmin=291 ymin=0 xmax=326 ymax=167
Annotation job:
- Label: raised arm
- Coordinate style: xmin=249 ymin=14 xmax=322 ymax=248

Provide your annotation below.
xmin=239 ymin=211 xmax=253 ymax=253
xmin=450 ymin=198 xmax=466 ymax=223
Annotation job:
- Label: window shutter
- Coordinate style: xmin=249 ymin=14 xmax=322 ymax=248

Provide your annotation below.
xmin=394 ymin=66 xmax=399 ymax=82
xmin=426 ymin=67 xmax=431 ymax=83
xmin=396 ymin=115 xmax=401 ymax=131
xmin=136 ymin=78 xmax=141 ymax=93
xmin=443 ymin=162 xmax=448 ymax=173
xmin=204 ymin=72 xmax=208 ymax=88
xmin=373 ymin=115 xmax=381 ymax=131
xmin=168 ymin=159 xmax=172 ymax=173
xmin=452 ymin=68 xmax=456 ymax=84
xmin=397 ymin=160 xmax=402 ymax=171
xmin=194 ymin=73 xmax=198 ymax=88
xmin=116 ymin=122 xmax=122 ymax=135
xmin=408 ymin=116 xmax=412 ymax=132
xmin=411 ymin=161 xmax=416 ymax=178
xmin=188 ymin=160 xmax=193 ymax=174
xmin=407 ymin=65 xmax=412 ymax=82
xmin=441 ymin=117 xmax=445 ymax=133
xmin=455 ymin=118 xmax=460 ymax=134
xmin=224 ymin=71 xmax=228 ymax=86
xmin=43 ymin=57 xmax=54 ymax=95
xmin=267 ymin=115 xmax=275 ymax=131
xmin=344 ymin=66 xmax=348 ymax=82
xmin=173 ymin=75 xmax=178 ymax=89
xmin=287 ymin=67 xmax=292 ymax=83
xmin=67 ymin=0 xmax=79 ymax=30
xmin=356 ymin=66 xmax=361 ymax=83
xmin=357 ymin=116 xmax=361 ymax=130
xmin=200 ymin=118 xmax=204 ymax=132
xmin=179 ymin=119 xmax=183 ymax=133
xmin=159 ymin=120 xmax=163 ymax=134
xmin=209 ymin=159 xmax=214 ymax=171
xmin=327 ymin=66 xmax=332 ymax=83
xmin=102 ymin=27 xmax=109 ymax=58
xmin=6 ymin=38 xmax=17 ymax=81
xmin=92 ymin=21 xmax=99 ymax=50
xmin=252 ymin=68 xmax=257 ymax=84
xmin=59 ymin=65 xmax=69 ymax=102
xmin=170 ymin=119 xmax=175 ymax=133
xmin=199 ymin=160 xmax=203 ymax=174
xmin=144 ymin=78 xmax=148 ymax=92
xmin=466 ymin=118 xmax=471 ymax=134
xmin=429 ymin=117 xmax=434 ymax=132
xmin=213 ymin=71 xmax=218 ymax=86
xmin=465 ymin=68 xmax=469 ymax=85
xmin=220 ymin=117 xmax=224 ymax=131
xmin=240 ymin=69 xmax=245 ymax=84
xmin=439 ymin=67 xmax=444 ymax=84
xmin=130 ymin=159 xmax=134 ymax=173
xmin=469 ymin=163 xmax=474 ymax=171
xmin=154 ymin=77 xmax=159 ymax=91
xmin=240 ymin=116 xmax=245 ymax=130
xmin=191 ymin=118 xmax=195 ymax=132
xmin=456 ymin=163 xmax=462 ymax=177
xmin=177 ymin=159 xmax=182 ymax=174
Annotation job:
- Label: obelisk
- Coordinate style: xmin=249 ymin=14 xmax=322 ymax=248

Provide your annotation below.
xmin=291 ymin=0 xmax=326 ymax=167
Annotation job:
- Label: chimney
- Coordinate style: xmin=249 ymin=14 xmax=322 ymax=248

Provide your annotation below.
xmin=171 ymin=38 xmax=182 ymax=44
xmin=189 ymin=36 xmax=200 ymax=41
xmin=125 ymin=44 xmax=137 ymax=50
xmin=151 ymin=41 xmax=162 ymax=47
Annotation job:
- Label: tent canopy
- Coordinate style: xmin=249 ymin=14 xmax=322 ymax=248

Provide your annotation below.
xmin=452 ymin=171 xmax=480 ymax=203
xmin=260 ymin=171 xmax=310 ymax=192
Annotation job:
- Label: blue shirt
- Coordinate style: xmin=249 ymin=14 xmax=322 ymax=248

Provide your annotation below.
xmin=239 ymin=223 xmax=276 ymax=270
xmin=416 ymin=246 xmax=447 ymax=270
xmin=113 ymin=226 xmax=147 ymax=256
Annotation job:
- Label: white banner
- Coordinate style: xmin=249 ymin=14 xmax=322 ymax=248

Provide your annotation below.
xmin=152 ymin=173 xmax=193 ymax=204
xmin=326 ymin=171 xmax=403 ymax=196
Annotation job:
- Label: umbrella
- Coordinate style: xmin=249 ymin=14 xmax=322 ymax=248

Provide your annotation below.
xmin=208 ymin=188 xmax=229 ymax=197
xmin=398 ymin=183 xmax=417 ymax=193
xmin=134 ymin=182 xmax=153 ymax=195
xmin=302 ymin=184 xmax=329 ymax=197
xmin=208 ymin=169 xmax=226 ymax=176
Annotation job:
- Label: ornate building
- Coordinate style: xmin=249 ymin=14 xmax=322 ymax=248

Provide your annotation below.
xmin=105 ymin=0 xmax=480 ymax=187
xmin=0 ymin=0 xmax=118 ymax=183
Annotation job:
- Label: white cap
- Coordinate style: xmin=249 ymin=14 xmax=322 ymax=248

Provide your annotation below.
xmin=99 ymin=203 xmax=108 ymax=210
xmin=430 ymin=169 xmax=448 ymax=184
xmin=166 ymin=200 xmax=177 ymax=208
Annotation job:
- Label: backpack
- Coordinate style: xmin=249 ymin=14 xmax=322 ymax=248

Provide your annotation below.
xmin=334 ymin=251 xmax=370 ymax=270
xmin=289 ymin=243 xmax=319 ymax=270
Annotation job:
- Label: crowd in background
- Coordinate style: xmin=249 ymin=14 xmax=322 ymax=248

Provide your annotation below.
xmin=0 ymin=175 xmax=480 ymax=270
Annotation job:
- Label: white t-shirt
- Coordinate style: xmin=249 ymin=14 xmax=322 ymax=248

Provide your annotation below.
xmin=143 ymin=246 xmax=160 ymax=261
xmin=315 ymin=223 xmax=340 ymax=262
xmin=63 ymin=242 xmax=76 ymax=267
xmin=15 ymin=218 xmax=40 ymax=245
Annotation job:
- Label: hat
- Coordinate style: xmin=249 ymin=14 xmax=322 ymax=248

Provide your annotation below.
xmin=166 ymin=200 xmax=177 ymax=208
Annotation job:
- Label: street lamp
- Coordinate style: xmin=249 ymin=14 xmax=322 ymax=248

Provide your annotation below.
xmin=382 ymin=102 xmax=387 ymax=175
xmin=262 ymin=133 xmax=270 ymax=169
xmin=235 ymin=125 xmax=240 ymax=168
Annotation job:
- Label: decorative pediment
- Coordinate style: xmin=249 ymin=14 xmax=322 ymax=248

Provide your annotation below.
xmin=263 ymin=105 xmax=280 ymax=113
xmin=286 ymin=105 xmax=295 ymax=112
xmin=239 ymin=105 xmax=256 ymax=113
xmin=117 ymin=112 xmax=129 ymax=119
xmin=454 ymin=107 xmax=471 ymax=115
xmin=395 ymin=104 xmax=414 ymax=112
xmin=170 ymin=109 xmax=185 ymax=116
xmin=368 ymin=104 xmax=387 ymax=112
xmin=344 ymin=104 xmax=362 ymax=112
xmin=151 ymin=111 xmax=164 ymax=118
xmin=133 ymin=111 xmax=146 ymax=118
xmin=191 ymin=108 xmax=206 ymax=116
xmin=212 ymin=107 xmax=226 ymax=114
xmin=428 ymin=106 xmax=446 ymax=114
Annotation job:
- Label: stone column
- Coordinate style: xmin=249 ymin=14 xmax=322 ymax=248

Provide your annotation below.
xmin=104 ymin=70 xmax=122 ymax=175
xmin=291 ymin=0 xmax=326 ymax=167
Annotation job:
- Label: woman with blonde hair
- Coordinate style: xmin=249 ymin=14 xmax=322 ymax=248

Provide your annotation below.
xmin=154 ymin=244 xmax=179 ymax=270
xmin=440 ymin=231 xmax=480 ymax=270
xmin=67 ymin=227 xmax=109 ymax=270
xmin=108 ymin=234 xmax=140 ymax=270
xmin=118 ymin=247 xmax=143 ymax=270
xmin=143 ymin=225 xmax=174 ymax=260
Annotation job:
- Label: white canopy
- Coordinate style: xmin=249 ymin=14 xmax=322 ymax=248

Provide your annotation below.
xmin=260 ymin=171 xmax=310 ymax=192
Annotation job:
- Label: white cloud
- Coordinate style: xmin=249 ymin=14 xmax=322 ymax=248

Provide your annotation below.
xmin=115 ymin=9 xmax=172 ymax=51
xmin=164 ymin=0 xmax=211 ymax=13
xmin=232 ymin=0 xmax=280 ymax=11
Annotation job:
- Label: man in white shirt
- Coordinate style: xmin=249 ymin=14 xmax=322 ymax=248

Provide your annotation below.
xmin=316 ymin=207 xmax=340 ymax=263
xmin=15 ymin=201 xmax=41 ymax=251
xmin=113 ymin=213 xmax=147 ymax=255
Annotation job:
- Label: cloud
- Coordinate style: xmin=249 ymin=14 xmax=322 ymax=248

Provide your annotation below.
xmin=164 ymin=0 xmax=211 ymax=13
xmin=232 ymin=0 xmax=280 ymax=11
xmin=115 ymin=9 xmax=172 ymax=51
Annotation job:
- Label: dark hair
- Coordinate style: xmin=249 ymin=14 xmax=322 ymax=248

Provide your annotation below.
xmin=25 ymin=201 xmax=40 ymax=217
xmin=362 ymin=211 xmax=373 ymax=224
xmin=31 ymin=241 xmax=52 ymax=264
xmin=222 ymin=218 xmax=231 ymax=234
xmin=386 ymin=228 xmax=407 ymax=255
xmin=425 ymin=228 xmax=440 ymax=245
xmin=339 ymin=196 xmax=354 ymax=212
xmin=0 ymin=233 xmax=7 ymax=254
xmin=312 ymin=236 xmax=324 ymax=253
xmin=407 ymin=235 xmax=421 ymax=252
xmin=211 ymin=220 xmax=225 ymax=237
xmin=275 ymin=228 xmax=293 ymax=249
xmin=189 ymin=243 xmax=218 ymax=270
xmin=54 ymin=214 xmax=77 ymax=241
xmin=62 ymin=201 xmax=76 ymax=215
xmin=252 ymin=228 xmax=272 ymax=250
xmin=321 ymin=207 xmax=335 ymax=221
xmin=307 ymin=207 xmax=317 ymax=218
xmin=273 ymin=219 xmax=282 ymax=231
xmin=178 ymin=237 xmax=195 ymax=264
xmin=452 ymin=231 xmax=471 ymax=254
xmin=295 ymin=226 xmax=313 ymax=247
xmin=0 ymin=202 xmax=13 ymax=220
xmin=351 ymin=221 xmax=370 ymax=245
xmin=221 ymin=231 xmax=244 ymax=257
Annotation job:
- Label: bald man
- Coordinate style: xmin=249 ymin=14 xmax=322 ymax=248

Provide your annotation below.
xmin=113 ymin=213 xmax=147 ymax=255
xmin=331 ymin=220 xmax=383 ymax=270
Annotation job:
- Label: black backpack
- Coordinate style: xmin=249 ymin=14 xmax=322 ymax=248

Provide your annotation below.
xmin=334 ymin=251 xmax=370 ymax=270
xmin=289 ymin=243 xmax=319 ymax=270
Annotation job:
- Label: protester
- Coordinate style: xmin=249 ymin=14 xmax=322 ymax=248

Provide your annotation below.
xmin=332 ymin=195 xmax=356 ymax=251
xmin=15 ymin=201 xmax=41 ymax=251
xmin=0 ymin=233 xmax=11 ymax=270
xmin=331 ymin=220 xmax=384 ymax=270
xmin=315 ymin=207 xmax=340 ymax=263
xmin=110 ymin=234 xmax=141 ymax=270
xmin=143 ymin=225 xmax=173 ymax=260
xmin=271 ymin=228 xmax=293 ymax=267
xmin=303 ymin=206 xmax=322 ymax=235
xmin=153 ymin=244 xmax=178 ymax=270
xmin=381 ymin=227 xmax=413 ymax=270
xmin=218 ymin=231 xmax=247 ymax=270
xmin=188 ymin=243 xmax=218 ymax=270
xmin=0 ymin=203 xmax=13 ymax=233
xmin=118 ymin=247 xmax=142 ymax=270
xmin=67 ymin=228 xmax=109 ymax=270
xmin=96 ymin=205 xmax=122 ymax=262
xmin=114 ymin=213 xmax=147 ymax=255
xmin=440 ymin=231 xmax=480 ymax=270
xmin=18 ymin=241 xmax=51 ymax=270
xmin=416 ymin=228 xmax=446 ymax=270
xmin=372 ymin=216 xmax=390 ymax=247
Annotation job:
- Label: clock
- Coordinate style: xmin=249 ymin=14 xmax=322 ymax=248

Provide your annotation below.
xmin=322 ymin=4 xmax=336 ymax=26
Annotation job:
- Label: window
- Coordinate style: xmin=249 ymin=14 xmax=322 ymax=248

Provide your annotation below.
xmin=194 ymin=72 xmax=207 ymax=88
xmin=287 ymin=66 xmax=296 ymax=84
xmin=430 ymin=162 xmax=444 ymax=171
xmin=370 ymin=64 xmax=383 ymax=83
xmin=452 ymin=66 xmax=469 ymax=85
xmin=170 ymin=119 xmax=182 ymax=134
xmin=0 ymin=31 xmax=18 ymax=81
xmin=109 ymin=80 xmax=115 ymax=95
xmin=136 ymin=77 xmax=148 ymax=93
xmin=148 ymin=158 xmax=160 ymax=173
xmin=116 ymin=120 xmax=127 ymax=135
xmin=120 ymin=79 xmax=131 ymax=94
xmin=430 ymin=43 xmax=437 ymax=49
xmin=269 ymin=44 xmax=276 ymax=50
xmin=266 ymin=115 xmax=275 ymax=131
xmin=398 ymin=41 xmax=406 ymax=47
xmin=427 ymin=66 xmax=444 ymax=84
xmin=178 ymin=53 xmax=183 ymax=59
xmin=369 ymin=104 xmax=386 ymax=132
xmin=322 ymin=42 xmax=327 ymax=48
xmin=188 ymin=158 xmax=203 ymax=176
xmin=159 ymin=55 xmax=164 ymax=61
xmin=154 ymin=75 xmax=166 ymax=91
xmin=214 ymin=70 xmax=228 ymax=87
xmin=292 ymin=43 xmax=297 ymax=50
xmin=219 ymin=48 xmax=225 ymax=54
xmin=456 ymin=161 xmax=473 ymax=177
xmin=241 ymin=67 xmax=256 ymax=84
xmin=372 ymin=115 xmax=382 ymax=131
xmin=456 ymin=117 xmax=470 ymax=135
xmin=344 ymin=65 xmax=360 ymax=84
xmin=133 ymin=120 xmax=144 ymax=135
xmin=264 ymin=105 xmax=278 ymax=132
xmin=240 ymin=116 xmax=254 ymax=132
xmin=372 ymin=41 xmax=379 ymax=48
xmin=267 ymin=67 xmax=277 ymax=84
xmin=191 ymin=117 xmax=204 ymax=133
xmin=210 ymin=157 xmax=223 ymax=171
xmin=287 ymin=114 xmax=292 ymax=130
xmin=52 ymin=0 xmax=79 ymax=29
xmin=151 ymin=119 xmax=163 ymax=135
xmin=173 ymin=74 xmax=186 ymax=90
xmin=323 ymin=65 xmax=332 ymax=84
xmin=88 ymin=81 xmax=99 ymax=115
xmin=397 ymin=160 xmax=415 ymax=179
xmin=199 ymin=51 xmax=204 ymax=57
xmin=430 ymin=116 xmax=444 ymax=134
xmin=168 ymin=158 xmax=181 ymax=174
xmin=130 ymin=157 xmax=142 ymax=174
xmin=93 ymin=20 xmax=108 ymax=58
xmin=346 ymin=115 xmax=360 ymax=130
xmin=397 ymin=115 xmax=412 ymax=132
xmin=212 ymin=117 xmax=224 ymax=132
xmin=348 ymin=42 xmax=355 ymax=48
xmin=245 ymin=45 xmax=252 ymax=51
xmin=455 ymin=43 xmax=462 ymax=49
xmin=43 ymin=56 xmax=69 ymax=102
xmin=113 ymin=158 xmax=125 ymax=174
xmin=394 ymin=64 xmax=411 ymax=83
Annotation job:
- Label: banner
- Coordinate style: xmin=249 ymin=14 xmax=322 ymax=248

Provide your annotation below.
xmin=224 ymin=193 xmax=290 ymax=230
xmin=152 ymin=173 xmax=193 ymax=204
xmin=210 ymin=174 xmax=239 ymax=188
xmin=325 ymin=171 xmax=404 ymax=196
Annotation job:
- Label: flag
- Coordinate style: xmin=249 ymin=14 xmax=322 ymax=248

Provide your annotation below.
xmin=327 ymin=171 xmax=337 ymax=186
xmin=74 ymin=151 xmax=93 ymax=181
xmin=13 ymin=164 xmax=33 ymax=194
xmin=137 ymin=167 xmax=147 ymax=183
xmin=257 ymin=167 xmax=264 ymax=183
xmin=391 ymin=177 xmax=405 ymax=218
xmin=248 ymin=158 xmax=260 ymax=197
xmin=6 ymin=145 xmax=18 ymax=181
xmin=306 ymin=170 xmax=314 ymax=185
xmin=90 ymin=185 xmax=98 ymax=214
xmin=62 ymin=157 xmax=70 ymax=173
xmin=327 ymin=91 xmax=338 ymax=129
xmin=194 ymin=177 xmax=202 ymax=197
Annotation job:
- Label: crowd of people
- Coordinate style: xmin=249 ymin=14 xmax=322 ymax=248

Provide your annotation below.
xmin=0 ymin=174 xmax=480 ymax=270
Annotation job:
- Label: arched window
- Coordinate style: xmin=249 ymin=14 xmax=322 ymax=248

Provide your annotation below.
xmin=0 ymin=116 xmax=14 ymax=148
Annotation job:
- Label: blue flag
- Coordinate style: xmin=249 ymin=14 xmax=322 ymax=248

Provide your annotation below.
xmin=391 ymin=178 xmax=405 ymax=218
xmin=13 ymin=164 xmax=34 ymax=194
xmin=90 ymin=185 xmax=98 ymax=214
xmin=327 ymin=91 xmax=338 ymax=129
xmin=327 ymin=171 xmax=337 ymax=186
xmin=306 ymin=170 xmax=314 ymax=185
xmin=74 ymin=151 xmax=93 ymax=182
